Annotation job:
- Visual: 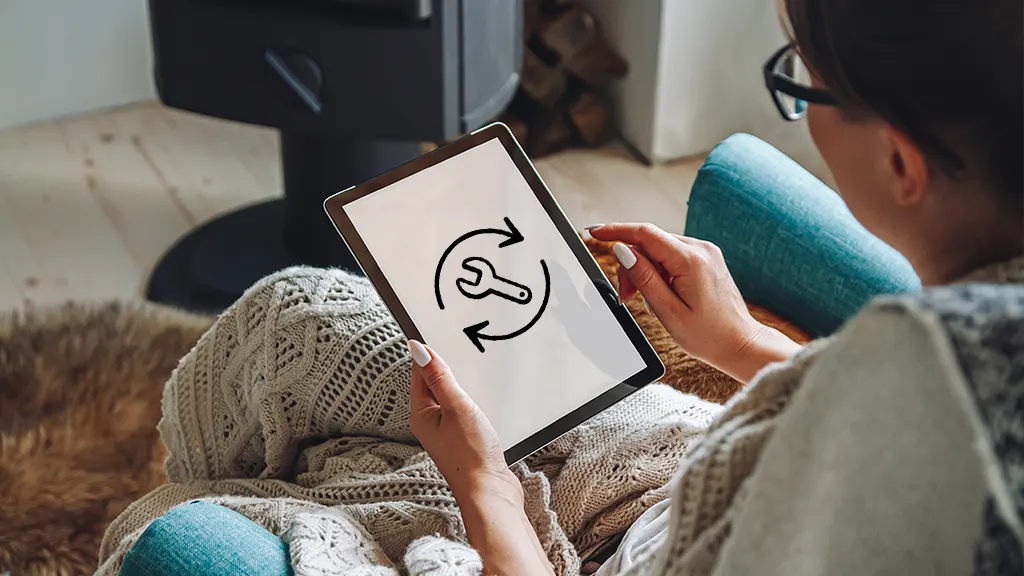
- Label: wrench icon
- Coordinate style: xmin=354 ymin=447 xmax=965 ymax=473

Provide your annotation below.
xmin=456 ymin=257 xmax=533 ymax=305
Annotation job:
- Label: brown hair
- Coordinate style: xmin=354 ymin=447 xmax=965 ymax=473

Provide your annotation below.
xmin=784 ymin=0 xmax=1023 ymax=200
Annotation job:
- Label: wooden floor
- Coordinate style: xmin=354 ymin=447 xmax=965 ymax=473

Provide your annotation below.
xmin=0 ymin=102 xmax=702 ymax=311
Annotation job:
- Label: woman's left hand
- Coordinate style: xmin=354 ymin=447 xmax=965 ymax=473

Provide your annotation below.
xmin=407 ymin=340 xmax=519 ymax=500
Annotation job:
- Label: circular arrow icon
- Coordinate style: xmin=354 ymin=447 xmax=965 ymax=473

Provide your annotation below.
xmin=434 ymin=217 xmax=550 ymax=353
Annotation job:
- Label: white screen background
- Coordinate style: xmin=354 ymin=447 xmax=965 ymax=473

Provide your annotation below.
xmin=345 ymin=138 xmax=646 ymax=449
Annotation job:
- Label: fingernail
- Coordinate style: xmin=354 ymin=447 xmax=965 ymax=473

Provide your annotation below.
xmin=613 ymin=243 xmax=637 ymax=269
xmin=407 ymin=340 xmax=431 ymax=367
xmin=581 ymin=224 xmax=603 ymax=241
xmin=642 ymin=296 xmax=652 ymax=315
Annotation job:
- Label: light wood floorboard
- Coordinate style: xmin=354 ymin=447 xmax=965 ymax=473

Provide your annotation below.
xmin=0 ymin=103 xmax=703 ymax=311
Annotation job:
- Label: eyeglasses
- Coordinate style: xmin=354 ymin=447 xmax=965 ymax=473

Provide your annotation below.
xmin=763 ymin=44 xmax=837 ymax=121
xmin=763 ymin=43 xmax=966 ymax=175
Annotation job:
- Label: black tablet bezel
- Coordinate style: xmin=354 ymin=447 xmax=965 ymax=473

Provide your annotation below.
xmin=324 ymin=122 xmax=665 ymax=464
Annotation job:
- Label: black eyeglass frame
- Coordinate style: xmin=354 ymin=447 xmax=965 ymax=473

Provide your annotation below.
xmin=763 ymin=44 xmax=838 ymax=121
xmin=763 ymin=43 xmax=967 ymax=175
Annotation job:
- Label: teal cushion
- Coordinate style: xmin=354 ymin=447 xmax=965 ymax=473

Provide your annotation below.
xmin=685 ymin=134 xmax=920 ymax=336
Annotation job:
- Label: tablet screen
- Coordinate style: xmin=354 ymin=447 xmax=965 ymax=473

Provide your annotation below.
xmin=343 ymin=137 xmax=648 ymax=450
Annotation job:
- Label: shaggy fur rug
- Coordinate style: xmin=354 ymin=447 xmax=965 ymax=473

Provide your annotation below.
xmin=0 ymin=242 xmax=808 ymax=575
xmin=0 ymin=302 xmax=212 ymax=575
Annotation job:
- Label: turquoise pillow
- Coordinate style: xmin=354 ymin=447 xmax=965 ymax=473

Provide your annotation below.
xmin=685 ymin=134 xmax=919 ymax=336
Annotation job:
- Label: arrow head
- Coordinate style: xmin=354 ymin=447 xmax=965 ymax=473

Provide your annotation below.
xmin=463 ymin=320 xmax=490 ymax=353
xmin=497 ymin=217 xmax=524 ymax=248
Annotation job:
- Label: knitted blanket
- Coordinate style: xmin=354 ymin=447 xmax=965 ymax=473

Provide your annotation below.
xmin=97 ymin=268 xmax=721 ymax=575
xmin=97 ymin=258 xmax=1024 ymax=574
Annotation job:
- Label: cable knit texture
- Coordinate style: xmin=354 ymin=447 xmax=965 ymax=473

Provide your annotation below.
xmin=98 ymin=260 xmax=1023 ymax=575
xmin=97 ymin=259 xmax=1024 ymax=575
xmin=97 ymin=267 xmax=719 ymax=575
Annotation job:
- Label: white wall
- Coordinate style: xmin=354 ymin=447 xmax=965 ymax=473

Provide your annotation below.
xmin=580 ymin=0 xmax=663 ymax=163
xmin=0 ymin=0 xmax=155 ymax=130
xmin=583 ymin=0 xmax=830 ymax=181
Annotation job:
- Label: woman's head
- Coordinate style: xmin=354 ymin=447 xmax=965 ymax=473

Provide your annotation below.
xmin=780 ymin=0 xmax=1022 ymax=277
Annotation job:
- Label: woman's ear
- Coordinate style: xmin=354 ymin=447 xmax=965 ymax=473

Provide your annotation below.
xmin=885 ymin=127 xmax=931 ymax=206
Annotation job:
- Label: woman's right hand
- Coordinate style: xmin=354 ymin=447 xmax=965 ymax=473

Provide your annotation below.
xmin=588 ymin=223 xmax=801 ymax=383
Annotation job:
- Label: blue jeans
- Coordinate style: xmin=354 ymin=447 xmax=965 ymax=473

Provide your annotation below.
xmin=118 ymin=134 xmax=920 ymax=576
xmin=120 ymin=502 xmax=291 ymax=576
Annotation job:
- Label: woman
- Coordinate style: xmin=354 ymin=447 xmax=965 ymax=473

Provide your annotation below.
xmin=104 ymin=0 xmax=1023 ymax=574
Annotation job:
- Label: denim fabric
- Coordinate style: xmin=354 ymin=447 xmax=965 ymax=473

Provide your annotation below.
xmin=119 ymin=502 xmax=292 ymax=576
xmin=685 ymin=134 xmax=920 ymax=337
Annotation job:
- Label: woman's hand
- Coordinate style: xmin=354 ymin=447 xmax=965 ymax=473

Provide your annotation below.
xmin=407 ymin=340 xmax=554 ymax=576
xmin=407 ymin=339 xmax=516 ymax=498
xmin=588 ymin=223 xmax=801 ymax=383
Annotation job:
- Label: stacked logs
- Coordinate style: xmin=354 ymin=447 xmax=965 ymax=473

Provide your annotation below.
xmin=427 ymin=1 xmax=627 ymax=158
xmin=500 ymin=0 xmax=628 ymax=157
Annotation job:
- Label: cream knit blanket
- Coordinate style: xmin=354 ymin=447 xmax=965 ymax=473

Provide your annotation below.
xmin=97 ymin=268 xmax=720 ymax=575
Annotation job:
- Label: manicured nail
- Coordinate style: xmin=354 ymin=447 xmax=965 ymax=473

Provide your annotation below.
xmin=407 ymin=340 xmax=431 ymax=367
xmin=581 ymin=224 xmax=603 ymax=241
xmin=613 ymin=243 xmax=637 ymax=269
xmin=642 ymin=296 xmax=652 ymax=315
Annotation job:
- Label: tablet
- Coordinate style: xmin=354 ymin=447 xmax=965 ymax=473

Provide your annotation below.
xmin=324 ymin=123 xmax=664 ymax=463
